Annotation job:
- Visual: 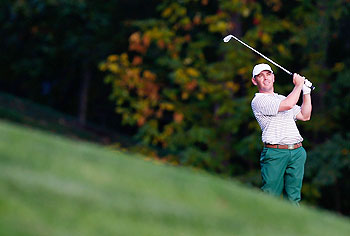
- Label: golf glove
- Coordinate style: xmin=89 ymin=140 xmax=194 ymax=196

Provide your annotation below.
xmin=303 ymin=79 xmax=312 ymax=95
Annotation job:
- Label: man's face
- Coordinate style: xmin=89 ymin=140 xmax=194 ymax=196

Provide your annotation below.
xmin=252 ymin=70 xmax=275 ymax=93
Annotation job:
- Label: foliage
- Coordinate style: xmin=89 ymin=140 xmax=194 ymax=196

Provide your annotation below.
xmin=101 ymin=0 xmax=350 ymax=214
xmin=304 ymin=134 xmax=350 ymax=215
xmin=0 ymin=0 xmax=153 ymax=127
xmin=101 ymin=0 xmax=289 ymax=175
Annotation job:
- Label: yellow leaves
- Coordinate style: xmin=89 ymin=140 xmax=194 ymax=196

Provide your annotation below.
xmin=261 ymin=33 xmax=272 ymax=45
xmin=175 ymin=68 xmax=187 ymax=84
xmin=126 ymin=68 xmax=141 ymax=80
xmin=174 ymin=67 xmax=202 ymax=100
xmin=208 ymin=21 xmax=228 ymax=33
xmin=176 ymin=6 xmax=187 ymax=17
xmin=146 ymin=27 xmax=174 ymax=43
xmin=101 ymin=53 xmax=161 ymax=107
xmin=161 ymin=3 xmax=187 ymax=24
xmin=180 ymin=17 xmax=192 ymax=31
xmin=196 ymin=93 xmax=205 ymax=100
xmin=100 ymin=53 xmax=129 ymax=74
xmin=205 ymin=13 xmax=229 ymax=33
xmin=107 ymin=54 xmax=118 ymax=62
xmin=225 ymin=81 xmax=240 ymax=92
xmin=98 ymin=63 xmax=107 ymax=72
xmin=242 ymin=7 xmax=251 ymax=17
xmin=120 ymin=53 xmax=129 ymax=66
xmin=277 ymin=44 xmax=288 ymax=56
xmin=143 ymin=70 xmax=156 ymax=81
xmin=302 ymin=183 xmax=321 ymax=201
xmin=184 ymin=57 xmax=193 ymax=65
xmin=175 ymin=67 xmax=200 ymax=85
xmin=160 ymin=103 xmax=175 ymax=111
xmin=186 ymin=68 xmax=200 ymax=77
xmin=155 ymin=124 xmax=176 ymax=148
xmin=281 ymin=20 xmax=294 ymax=31
xmin=181 ymin=92 xmax=189 ymax=100
xmin=108 ymin=64 xmax=120 ymax=74
xmin=162 ymin=7 xmax=173 ymax=18
xmin=238 ymin=67 xmax=248 ymax=76
xmin=201 ymin=84 xmax=215 ymax=94
xmin=164 ymin=125 xmax=174 ymax=136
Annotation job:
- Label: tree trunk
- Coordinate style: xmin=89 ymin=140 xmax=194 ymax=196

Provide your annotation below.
xmin=78 ymin=62 xmax=91 ymax=126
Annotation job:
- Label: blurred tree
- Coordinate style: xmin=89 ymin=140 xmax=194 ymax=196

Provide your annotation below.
xmin=305 ymin=134 xmax=350 ymax=215
xmin=100 ymin=0 xmax=306 ymax=174
xmin=101 ymin=0 xmax=350 ymax=214
xmin=0 ymin=0 xmax=158 ymax=128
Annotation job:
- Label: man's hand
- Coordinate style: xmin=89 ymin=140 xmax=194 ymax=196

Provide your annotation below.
xmin=302 ymin=79 xmax=313 ymax=95
xmin=293 ymin=73 xmax=305 ymax=87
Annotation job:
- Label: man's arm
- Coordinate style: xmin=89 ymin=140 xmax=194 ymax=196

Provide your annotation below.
xmin=296 ymin=91 xmax=312 ymax=121
xmin=279 ymin=73 xmax=304 ymax=112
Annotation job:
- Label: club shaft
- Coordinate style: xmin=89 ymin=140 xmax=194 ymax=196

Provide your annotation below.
xmin=228 ymin=35 xmax=292 ymax=75
xmin=225 ymin=35 xmax=315 ymax=90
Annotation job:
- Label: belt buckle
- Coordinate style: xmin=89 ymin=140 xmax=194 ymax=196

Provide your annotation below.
xmin=288 ymin=144 xmax=294 ymax=150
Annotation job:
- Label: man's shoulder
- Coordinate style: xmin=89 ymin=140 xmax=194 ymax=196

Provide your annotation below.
xmin=252 ymin=93 xmax=277 ymax=102
xmin=274 ymin=93 xmax=286 ymax=99
xmin=251 ymin=92 xmax=284 ymax=109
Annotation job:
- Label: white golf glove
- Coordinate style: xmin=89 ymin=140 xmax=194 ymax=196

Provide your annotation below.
xmin=303 ymin=79 xmax=312 ymax=95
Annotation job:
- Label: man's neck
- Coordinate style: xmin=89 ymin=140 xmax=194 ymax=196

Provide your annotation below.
xmin=258 ymin=89 xmax=274 ymax=94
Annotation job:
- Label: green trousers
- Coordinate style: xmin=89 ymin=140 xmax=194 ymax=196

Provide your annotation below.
xmin=260 ymin=147 xmax=307 ymax=204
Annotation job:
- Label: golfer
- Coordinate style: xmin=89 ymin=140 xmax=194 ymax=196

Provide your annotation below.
xmin=251 ymin=63 xmax=312 ymax=205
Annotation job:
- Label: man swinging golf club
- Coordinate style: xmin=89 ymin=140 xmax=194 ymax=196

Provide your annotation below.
xmin=251 ymin=63 xmax=312 ymax=205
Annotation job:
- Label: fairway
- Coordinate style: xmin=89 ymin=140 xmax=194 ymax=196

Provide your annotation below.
xmin=0 ymin=120 xmax=349 ymax=236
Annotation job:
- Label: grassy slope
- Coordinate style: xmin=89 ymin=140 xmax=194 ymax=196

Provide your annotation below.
xmin=0 ymin=92 xmax=132 ymax=145
xmin=0 ymin=120 xmax=349 ymax=236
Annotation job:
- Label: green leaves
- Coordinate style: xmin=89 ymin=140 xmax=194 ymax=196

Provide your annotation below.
xmin=306 ymin=134 xmax=350 ymax=187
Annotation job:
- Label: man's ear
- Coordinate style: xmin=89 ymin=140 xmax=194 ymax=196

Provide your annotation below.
xmin=251 ymin=77 xmax=257 ymax=86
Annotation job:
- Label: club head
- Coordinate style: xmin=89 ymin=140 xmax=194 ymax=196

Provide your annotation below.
xmin=223 ymin=35 xmax=233 ymax=43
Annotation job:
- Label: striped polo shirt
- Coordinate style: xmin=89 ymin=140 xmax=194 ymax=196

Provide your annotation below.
xmin=251 ymin=93 xmax=303 ymax=145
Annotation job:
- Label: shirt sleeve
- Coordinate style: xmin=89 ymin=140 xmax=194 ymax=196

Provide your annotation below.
xmin=252 ymin=95 xmax=281 ymax=116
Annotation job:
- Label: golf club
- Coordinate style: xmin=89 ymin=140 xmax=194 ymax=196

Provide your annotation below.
xmin=223 ymin=34 xmax=315 ymax=90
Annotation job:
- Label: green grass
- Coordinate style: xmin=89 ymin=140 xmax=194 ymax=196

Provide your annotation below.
xmin=0 ymin=120 xmax=349 ymax=236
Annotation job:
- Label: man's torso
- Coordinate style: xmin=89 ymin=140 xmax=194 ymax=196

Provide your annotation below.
xmin=251 ymin=93 xmax=303 ymax=145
